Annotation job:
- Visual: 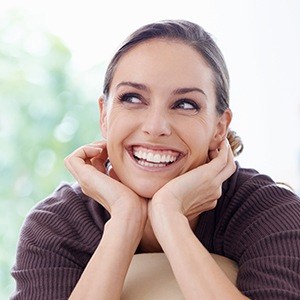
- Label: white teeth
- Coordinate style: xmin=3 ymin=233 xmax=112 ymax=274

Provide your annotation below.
xmin=138 ymin=160 xmax=166 ymax=167
xmin=142 ymin=151 xmax=147 ymax=160
xmin=133 ymin=148 xmax=178 ymax=164
xmin=146 ymin=152 xmax=154 ymax=162
xmin=153 ymin=154 xmax=161 ymax=163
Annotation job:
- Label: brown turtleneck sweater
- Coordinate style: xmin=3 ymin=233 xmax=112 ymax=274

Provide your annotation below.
xmin=11 ymin=163 xmax=300 ymax=299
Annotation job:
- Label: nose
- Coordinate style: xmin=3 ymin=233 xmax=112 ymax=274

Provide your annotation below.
xmin=141 ymin=108 xmax=172 ymax=137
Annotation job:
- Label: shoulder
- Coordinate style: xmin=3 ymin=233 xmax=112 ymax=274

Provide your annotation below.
xmin=29 ymin=181 xmax=93 ymax=212
xmin=26 ymin=182 xmax=109 ymax=226
xmin=218 ymin=161 xmax=300 ymax=259
xmin=217 ymin=163 xmax=300 ymax=298
xmin=12 ymin=183 xmax=110 ymax=299
xmin=216 ymin=162 xmax=300 ymax=256
xmin=19 ymin=182 xmax=110 ymax=256
xmin=196 ymin=162 xmax=299 ymax=247
xmin=222 ymin=161 xmax=300 ymax=209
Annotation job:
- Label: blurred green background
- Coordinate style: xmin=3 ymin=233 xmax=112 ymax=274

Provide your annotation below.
xmin=0 ymin=9 xmax=105 ymax=299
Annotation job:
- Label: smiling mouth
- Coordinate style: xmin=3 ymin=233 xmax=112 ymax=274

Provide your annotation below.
xmin=131 ymin=146 xmax=182 ymax=168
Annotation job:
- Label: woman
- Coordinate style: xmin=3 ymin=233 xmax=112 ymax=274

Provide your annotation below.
xmin=11 ymin=20 xmax=300 ymax=299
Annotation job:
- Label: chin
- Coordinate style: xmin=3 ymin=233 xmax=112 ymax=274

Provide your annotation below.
xmin=132 ymin=184 xmax=160 ymax=199
xmin=125 ymin=179 xmax=166 ymax=199
xmin=136 ymin=189 xmax=156 ymax=199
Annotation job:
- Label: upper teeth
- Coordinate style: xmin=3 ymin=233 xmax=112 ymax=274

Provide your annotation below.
xmin=134 ymin=150 xmax=177 ymax=164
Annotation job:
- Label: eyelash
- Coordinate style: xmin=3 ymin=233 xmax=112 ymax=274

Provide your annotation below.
xmin=117 ymin=93 xmax=142 ymax=104
xmin=172 ymin=99 xmax=200 ymax=111
xmin=117 ymin=93 xmax=200 ymax=112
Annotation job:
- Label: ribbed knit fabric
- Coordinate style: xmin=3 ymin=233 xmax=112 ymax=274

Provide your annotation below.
xmin=11 ymin=162 xmax=300 ymax=299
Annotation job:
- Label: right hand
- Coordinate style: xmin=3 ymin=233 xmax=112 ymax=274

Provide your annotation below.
xmin=66 ymin=142 xmax=148 ymax=299
xmin=64 ymin=141 xmax=147 ymax=219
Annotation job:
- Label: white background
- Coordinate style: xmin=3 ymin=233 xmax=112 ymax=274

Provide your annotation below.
xmin=2 ymin=0 xmax=300 ymax=193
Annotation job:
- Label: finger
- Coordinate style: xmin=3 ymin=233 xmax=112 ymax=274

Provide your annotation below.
xmin=73 ymin=142 xmax=108 ymax=162
xmin=90 ymin=147 xmax=109 ymax=170
xmin=64 ymin=147 xmax=115 ymax=210
xmin=178 ymin=139 xmax=232 ymax=189
xmin=208 ymin=148 xmax=219 ymax=161
xmin=67 ymin=145 xmax=103 ymax=162
xmin=91 ymin=140 xmax=107 ymax=147
xmin=65 ymin=145 xmax=106 ymax=177
xmin=211 ymin=139 xmax=236 ymax=184
xmin=64 ymin=146 xmax=97 ymax=179
xmin=87 ymin=142 xmax=110 ymax=169
xmin=205 ymin=139 xmax=229 ymax=173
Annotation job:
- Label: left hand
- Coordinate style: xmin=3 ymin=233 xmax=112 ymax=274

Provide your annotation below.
xmin=149 ymin=139 xmax=236 ymax=224
xmin=145 ymin=140 xmax=247 ymax=300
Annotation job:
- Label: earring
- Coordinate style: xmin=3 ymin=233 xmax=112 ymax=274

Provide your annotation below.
xmin=105 ymin=158 xmax=112 ymax=175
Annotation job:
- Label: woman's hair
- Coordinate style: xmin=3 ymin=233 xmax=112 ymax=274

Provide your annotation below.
xmin=102 ymin=19 xmax=243 ymax=156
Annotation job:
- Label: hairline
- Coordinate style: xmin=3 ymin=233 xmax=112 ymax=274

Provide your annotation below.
xmin=103 ymin=37 xmax=219 ymax=104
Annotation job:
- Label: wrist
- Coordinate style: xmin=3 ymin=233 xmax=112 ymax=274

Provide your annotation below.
xmin=111 ymin=200 xmax=147 ymax=227
xmin=111 ymin=194 xmax=147 ymax=220
xmin=149 ymin=204 xmax=189 ymax=245
xmin=104 ymin=214 xmax=146 ymax=250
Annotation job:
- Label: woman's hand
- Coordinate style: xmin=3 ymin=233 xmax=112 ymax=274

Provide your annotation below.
xmin=146 ymin=140 xmax=246 ymax=300
xmin=64 ymin=141 xmax=147 ymax=218
xmin=149 ymin=139 xmax=236 ymax=224
xmin=65 ymin=142 xmax=148 ymax=299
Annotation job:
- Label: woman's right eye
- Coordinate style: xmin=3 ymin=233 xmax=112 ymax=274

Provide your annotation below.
xmin=118 ymin=93 xmax=142 ymax=104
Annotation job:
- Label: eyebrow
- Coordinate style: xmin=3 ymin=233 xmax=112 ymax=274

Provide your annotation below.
xmin=172 ymin=87 xmax=207 ymax=98
xmin=116 ymin=81 xmax=207 ymax=97
xmin=116 ymin=81 xmax=149 ymax=92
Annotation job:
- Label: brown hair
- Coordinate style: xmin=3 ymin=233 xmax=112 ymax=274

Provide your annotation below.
xmin=102 ymin=19 xmax=243 ymax=156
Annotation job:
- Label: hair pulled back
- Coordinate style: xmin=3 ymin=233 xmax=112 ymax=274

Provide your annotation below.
xmin=103 ymin=19 xmax=243 ymax=156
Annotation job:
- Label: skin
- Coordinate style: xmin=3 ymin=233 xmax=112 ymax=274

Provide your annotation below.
xmin=65 ymin=39 xmax=248 ymax=299
xmin=100 ymin=40 xmax=230 ymax=199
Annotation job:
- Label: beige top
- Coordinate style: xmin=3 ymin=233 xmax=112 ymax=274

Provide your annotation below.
xmin=122 ymin=253 xmax=238 ymax=299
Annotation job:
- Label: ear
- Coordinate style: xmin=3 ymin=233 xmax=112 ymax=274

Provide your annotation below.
xmin=209 ymin=109 xmax=232 ymax=150
xmin=98 ymin=96 xmax=108 ymax=139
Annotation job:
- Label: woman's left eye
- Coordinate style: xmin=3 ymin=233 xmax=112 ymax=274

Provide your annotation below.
xmin=172 ymin=99 xmax=200 ymax=111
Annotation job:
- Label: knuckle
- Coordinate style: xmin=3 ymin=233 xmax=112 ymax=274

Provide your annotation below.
xmin=215 ymin=189 xmax=222 ymax=199
xmin=211 ymin=186 xmax=222 ymax=200
xmin=208 ymin=200 xmax=218 ymax=210
xmin=231 ymin=161 xmax=237 ymax=172
xmin=211 ymin=200 xmax=218 ymax=209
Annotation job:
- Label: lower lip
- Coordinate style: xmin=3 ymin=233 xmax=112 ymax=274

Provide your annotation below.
xmin=127 ymin=150 xmax=181 ymax=173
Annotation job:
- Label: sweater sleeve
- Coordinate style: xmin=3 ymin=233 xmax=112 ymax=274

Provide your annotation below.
xmin=11 ymin=183 xmax=108 ymax=300
xmin=219 ymin=170 xmax=300 ymax=299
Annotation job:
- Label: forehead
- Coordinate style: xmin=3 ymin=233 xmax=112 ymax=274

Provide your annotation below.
xmin=110 ymin=39 xmax=214 ymax=90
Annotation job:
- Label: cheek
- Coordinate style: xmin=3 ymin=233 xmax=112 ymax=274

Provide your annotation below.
xmin=178 ymin=121 xmax=214 ymax=168
xmin=105 ymin=112 xmax=137 ymax=161
xmin=188 ymin=142 xmax=210 ymax=170
xmin=197 ymin=148 xmax=210 ymax=165
xmin=105 ymin=108 xmax=133 ymax=139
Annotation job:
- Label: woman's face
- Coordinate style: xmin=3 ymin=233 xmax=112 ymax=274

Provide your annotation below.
xmin=100 ymin=39 xmax=231 ymax=198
